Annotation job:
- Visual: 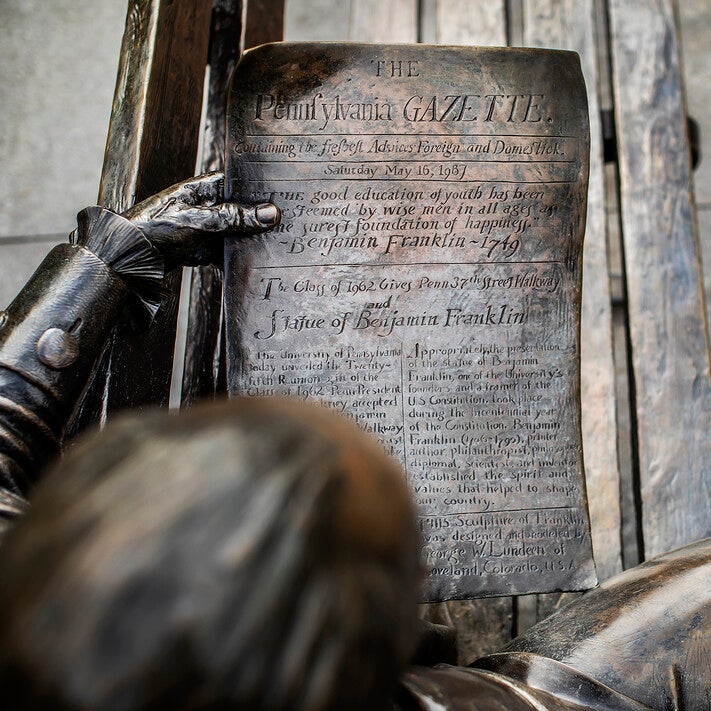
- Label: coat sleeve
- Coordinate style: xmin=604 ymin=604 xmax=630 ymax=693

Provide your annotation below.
xmin=0 ymin=208 xmax=164 ymax=533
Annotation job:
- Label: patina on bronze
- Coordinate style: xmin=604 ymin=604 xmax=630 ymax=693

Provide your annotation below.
xmin=0 ymin=393 xmax=708 ymax=710
xmin=224 ymin=43 xmax=595 ymax=601
xmin=0 ymin=172 xmax=279 ymax=537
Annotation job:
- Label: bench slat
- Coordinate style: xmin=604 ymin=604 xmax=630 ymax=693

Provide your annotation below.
xmin=182 ymin=0 xmax=249 ymax=406
xmin=350 ymin=0 xmax=418 ymax=42
xmin=609 ymin=0 xmax=711 ymax=557
xmin=69 ymin=0 xmax=213 ymax=433
xmin=284 ymin=0 xmax=351 ymax=41
xmin=417 ymin=1 xmax=512 ymax=664
xmin=434 ymin=0 xmax=506 ymax=46
xmin=522 ymin=0 xmax=622 ymax=583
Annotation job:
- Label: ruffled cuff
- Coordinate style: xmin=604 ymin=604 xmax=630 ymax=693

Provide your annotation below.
xmin=70 ymin=206 xmax=165 ymax=321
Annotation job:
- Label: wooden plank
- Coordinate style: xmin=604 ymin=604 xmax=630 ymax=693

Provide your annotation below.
xmin=433 ymin=0 xmax=506 ymax=46
xmin=244 ymin=0 xmax=284 ymax=48
xmin=418 ymin=0 xmax=437 ymax=44
xmin=518 ymin=0 xmax=624 ymax=630
xmin=417 ymin=0 xmax=513 ymax=661
xmin=285 ymin=0 xmax=417 ymax=43
xmin=522 ymin=0 xmax=622 ymax=583
xmin=182 ymin=0 xmax=245 ymax=406
xmin=598 ymin=0 xmax=640 ymax=568
xmin=284 ymin=0 xmax=352 ymax=41
xmin=69 ymin=0 xmax=213 ymax=433
xmin=282 ymin=0 xmax=511 ymax=661
xmin=609 ymin=0 xmax=711 ymax=557
xmin=349 ymin=0 xmax=418 ymax=42
xmin=98 ymin=2 xmax=211 ymax=208
xmin=422 ymin=596 xmax=514 ymax=666
xmin=182 ymin=0 xmax=287 ymax=406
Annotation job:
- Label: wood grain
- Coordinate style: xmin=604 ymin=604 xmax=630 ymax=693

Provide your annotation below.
xmin=69 ymin=0 xmax=213 ymax=433
xmin=282 ymin=0 xmax=515 ymax=660
xmin=182 ymin=0 xmax=287 ymax=406
xmin=284 ymin=0 xmax=352 ymax=41
xmin=349 ymin=0 xmax=418 ymax=42
xmin=244 ymin=0 xmax=285 ymax=49
xmin=522 ymin=0 xmax=622 ymax=582
xmin=417 ymin=1 xmax=512 ymax=660
xmin=181 ymin=0 xmax=245 ymax=406
xmin=434 ymin=0 xmax=506 ymax=46
xmin=609 ymin=0 xmax=711 ymax=557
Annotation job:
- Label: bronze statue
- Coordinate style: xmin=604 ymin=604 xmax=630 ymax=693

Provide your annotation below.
xmin=0 ymin=398 xmax=421 ymax=710
xmin=0 ymin=396 xmax=707 ymax=710
xmin=0 ymin=172 xmax=279 ymax=536
xmin=0 ymin=179 xmax=708 ymax=710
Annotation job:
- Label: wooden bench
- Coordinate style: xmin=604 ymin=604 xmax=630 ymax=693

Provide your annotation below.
xmin=72 ymin=0 xmax=710 ymax=663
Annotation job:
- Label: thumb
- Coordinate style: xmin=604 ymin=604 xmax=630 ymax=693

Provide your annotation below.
xmin=179 ymin=202 xmax=281 ymax=233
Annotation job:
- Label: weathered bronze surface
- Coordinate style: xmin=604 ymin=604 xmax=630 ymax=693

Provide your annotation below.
xmin=68 ymin=0 xmax=214 ymax=435
xmin=0 ymin=397 xmax=422 ymax=710
xmin=0 ymin=173 xmax=278 ymax=535
xmin=478 ymin=537 xmax=711 ymax=710
xmin=224 ymin=43 xmax=595 ymax=601
xmin=0 ymin=394 xmax=707 ymax=710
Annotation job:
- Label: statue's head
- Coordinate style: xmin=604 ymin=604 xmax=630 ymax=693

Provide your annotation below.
xmin=0 ymin=397 xmax=421 ymax=710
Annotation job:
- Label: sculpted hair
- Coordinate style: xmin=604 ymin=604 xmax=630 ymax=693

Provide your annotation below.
xmin=0 ymin=398 xmax=421 ymax=710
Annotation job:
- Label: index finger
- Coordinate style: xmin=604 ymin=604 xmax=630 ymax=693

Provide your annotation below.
xmin=179 ymin=201 xmax=281 ymax=233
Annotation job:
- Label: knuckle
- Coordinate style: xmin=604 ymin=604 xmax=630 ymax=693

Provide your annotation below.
xmin=218 ymin=203 xmax=242 ymax=231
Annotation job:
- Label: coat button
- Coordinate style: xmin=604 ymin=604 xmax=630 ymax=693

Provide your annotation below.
xmin=37 ymin=328 xmax=79 ymax=369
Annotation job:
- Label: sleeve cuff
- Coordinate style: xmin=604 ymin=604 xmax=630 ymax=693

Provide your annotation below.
xmin=71 ymin=206 xmax=165 ymax=321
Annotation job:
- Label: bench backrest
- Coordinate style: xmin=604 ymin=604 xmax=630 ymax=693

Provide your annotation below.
xmin=76 ymin=0 xmax=709 ymax=663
